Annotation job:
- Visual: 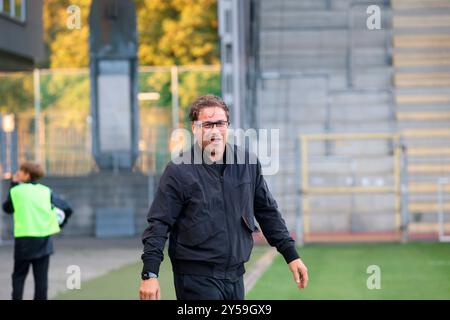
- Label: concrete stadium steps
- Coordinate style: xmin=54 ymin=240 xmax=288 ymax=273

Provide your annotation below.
xmin=407 ymin=165 xmax=450 ymax=177
xmin=331 ymin=90 xmax=392 ymax=104
xmin=408 ymin=178 xmax=450 ymax=190
xmin=392 ymin=0 xmax=450 ymax=235
xmin=308 ymin=213 xmax=397 ymax=233
xmin=260 ymin=10 xmax=348 ymax=30
xmin=256 ymin=0 xmax=396 ymax=235
xmin=397 ymin=110 xmax=450 ymax=120
xmin=260 ymin=106 xmax=395 ymax=127
xmin=259 ymin=106 xmax=326 ymax=123
xmin=397 ymin=103 xmax=450 ymax=112
xmin=260 ymin=9 xmax=391 ymax=31
xmin=408 ymin=147 xmax=450 ymax=157
xmin=352 ymin=67 xmax=394 ymax=89
xmin=393 ymin=14 xmax=450 ymax=30
xmin=329 ymin=91 xmax=394 ymax=120
xmin=260 ymin=0 xmax=389 ymax=13
xmin=260 ymin=30 xmax=389 ymax=52
xmin=352 ymin=48 xmax=390 ymax=67
xmin=402 ymin=138 xmax=450 ymax=149
xmin=330 ymin=105 xmax=393 ymax=121
xmin=260 ymin=69 xmax=392 ymax=90
xmin=409 ymin=160 xmax=450 ymax=170
xmin=307 ymin=174 xmax=396 ymax=189
xmin=394 ymin=52 xmax=450 ymax=68
xmin=260 ymin=0 xmax=329 ymax=12
xmin=332 ymin=0 xmax=391 ymax=10
xmin=307 ymin=193 xmax=397 ymax=213
xmin=393 ymin=34 xmax=450 ymax=49
xmin=395 ymin=90 xmax=450 ymax=113
xmin=409 ymin=201 xmax=450 ymax=212
xmin=409 ymin=182 xmax=450 ymax=193
xmin=392 ymin=0 xmax=450 ymax=224
xmin=260 ymin=51 xmax=348 ymax=72
xmin=258 ymin=77 xmax=328 ymax=92
xmin=308 ymin=156 xmax=394 ymax=177
xmin=258 ymin=125 xmax=326 ymax=141
xmin=277 ymin=131 xmax=394 ymax=155
xmin=395 ymin=72 xmax=450 ymax=88
xmin=392 ymin=0 xmax=450 ymax=10
xmin=409 ymin=191 xmax=450 ymax=202
xmin=398 ymin=120 xmax=450 ymax=130
xmin=329 ymin=122 xmax=395 ymax=132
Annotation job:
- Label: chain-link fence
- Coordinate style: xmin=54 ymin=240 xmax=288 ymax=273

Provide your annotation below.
xmin=0 ymin=65 xmax=220 ymax=177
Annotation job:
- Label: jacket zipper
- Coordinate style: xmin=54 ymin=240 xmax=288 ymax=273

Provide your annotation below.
xmin=220 ymin=174 xmax=232 ymax=270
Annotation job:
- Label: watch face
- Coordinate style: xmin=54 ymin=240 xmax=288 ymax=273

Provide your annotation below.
xmin=142 ymin=272 xmax=157 ymax=279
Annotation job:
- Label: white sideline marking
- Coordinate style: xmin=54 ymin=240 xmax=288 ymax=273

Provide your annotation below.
xmin=244 ymin=248 xmax=278 ymax=294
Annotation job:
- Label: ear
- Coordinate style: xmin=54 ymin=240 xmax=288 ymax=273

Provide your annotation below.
xmin=24 ymin=172 xmax=31 ymax=182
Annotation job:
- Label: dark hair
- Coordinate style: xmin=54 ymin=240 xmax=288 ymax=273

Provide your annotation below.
xmin=189 ymin=94 xmax=230 ymax=122
xmin=20 ymin=162 xmax=45 ymax=181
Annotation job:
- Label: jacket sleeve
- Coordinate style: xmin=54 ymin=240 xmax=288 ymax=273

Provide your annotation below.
xmin=51 ymin=193 xmax=74 ymax=228
xmin=141 ymin=163 xmax=186 ymax=276
xmin=2 ymin=193 xmax=14 ymax=214
xmin=2 ymin=181 xmax=19 ymax=214
xmin=253 ymin=160 xmax=299 ymax=264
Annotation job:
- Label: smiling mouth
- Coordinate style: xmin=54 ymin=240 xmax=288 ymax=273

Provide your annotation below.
xmin=210 ymin=136 xmax=222 ymax=143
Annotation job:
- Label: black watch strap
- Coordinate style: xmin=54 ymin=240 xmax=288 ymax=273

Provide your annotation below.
xmin=141 ymin=271 xmax=158 ymax=280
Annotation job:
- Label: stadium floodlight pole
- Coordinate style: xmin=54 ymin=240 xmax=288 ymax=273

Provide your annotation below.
xmin=33 ymin=68 xmax=41 ymax=164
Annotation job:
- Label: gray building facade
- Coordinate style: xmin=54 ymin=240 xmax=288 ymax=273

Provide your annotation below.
xmin=0 ymin=0 xmax=44 ymax=71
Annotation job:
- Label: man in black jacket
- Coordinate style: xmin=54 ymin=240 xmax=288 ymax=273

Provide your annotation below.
xmin=139 ymin=94 xmax=308 ymax=300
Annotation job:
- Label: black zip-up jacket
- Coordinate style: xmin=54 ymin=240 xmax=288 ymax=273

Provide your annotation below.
xmin=141 ymin=143 xmax=299 ymax=278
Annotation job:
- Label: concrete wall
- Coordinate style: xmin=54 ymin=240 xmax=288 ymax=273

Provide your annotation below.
xmin=1 ymin=172 xmax=154 ymax=240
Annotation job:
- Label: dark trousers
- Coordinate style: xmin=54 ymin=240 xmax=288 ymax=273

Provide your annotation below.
xmin=174 ymin=273 xmax=245 ymax=300
xmin=12 ymin=255 xmax=50 ymax=300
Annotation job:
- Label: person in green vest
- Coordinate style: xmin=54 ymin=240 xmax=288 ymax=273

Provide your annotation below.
xmin=2 ymin=162 xmax=72 ymax=300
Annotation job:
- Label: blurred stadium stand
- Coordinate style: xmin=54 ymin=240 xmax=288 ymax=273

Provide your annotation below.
xmin=219 ymin=0 xmax=450 ymax=242
xmin=1 ymin=0 xmax=450 ymax=242
xmin=392 ymin=0 xmax=450 ymax=237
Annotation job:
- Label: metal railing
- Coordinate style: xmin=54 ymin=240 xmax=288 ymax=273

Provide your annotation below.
xmin=296 ymin=132 xmax=408 ymax=244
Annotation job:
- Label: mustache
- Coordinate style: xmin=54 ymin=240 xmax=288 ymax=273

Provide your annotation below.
xmin=201 ymin=132 xmax=223 ymax=141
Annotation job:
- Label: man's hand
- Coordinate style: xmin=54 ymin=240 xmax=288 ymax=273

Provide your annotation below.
xmin=288 ymin=258 xmax=309 ymax=289
xmin=139 ymin=278 xmax=161 ymax=300
xmin=12 ymin=172 xmax=19 ymax=183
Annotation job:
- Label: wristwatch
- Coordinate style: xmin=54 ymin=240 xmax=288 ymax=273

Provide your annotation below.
xmin=141 ymin=271 xmax=158 ymax=280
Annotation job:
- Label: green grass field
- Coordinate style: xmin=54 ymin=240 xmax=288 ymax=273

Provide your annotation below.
xmin=54 ymin=243 xmax=450 ymax=300
xmin=247 ymin=242 xmax=450 ymax=300
xmin=54 ymin=246 xmax=269 ymax=300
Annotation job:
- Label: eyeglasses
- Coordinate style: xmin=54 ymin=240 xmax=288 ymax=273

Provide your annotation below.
xmin=194 ymin=120 xmax=230 ymax=129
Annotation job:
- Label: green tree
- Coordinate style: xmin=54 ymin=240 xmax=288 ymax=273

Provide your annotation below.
xmin=43 ymin=0 xmax=91 ymax=68
xmin=43 ymin=0 xmax=220 ymax=68
xmin=0 ymin=73 xmax=33 ymax=113
xmin=137 ymin=0 xmax=220 ymax=66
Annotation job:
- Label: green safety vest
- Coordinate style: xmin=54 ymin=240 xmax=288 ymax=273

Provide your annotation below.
xmin=10 ymin=183 xmax=60 ymax=238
